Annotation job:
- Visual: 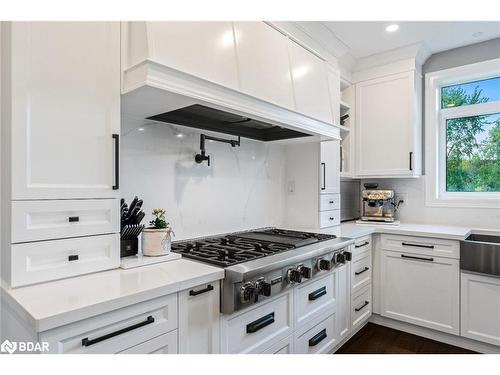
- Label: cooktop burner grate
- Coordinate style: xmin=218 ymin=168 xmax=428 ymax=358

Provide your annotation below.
xmin=171 ymin=228 xmax=336 ymax=267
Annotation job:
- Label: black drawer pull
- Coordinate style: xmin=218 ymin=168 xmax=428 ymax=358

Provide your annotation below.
xmin=402 ymin=242 xmax=434 ymax=249
xmin=308 ymin=286 xmax=327 ymax=301
xmin=112 ymin=133 xmax=120 ymax=190
xmin=355 ymin=241 xmax=369 ymax=248
xmin=246 ymin=312 xmax=275 ymax=334
xmin=308 ymin=328 xmax=327 ymax=347
xmin=329 ymin=200 xmax=334 ymax=204
xmin=355 ymin=267 xmax=369 ymax=276
xmin=68 ymin=216 xmax=80 ymax=223
xmin=68 ymin=255 xmax=79 ymax=262
xmin=355 ymin=301 xmax=369 ymax=312
xmin=321 ymin=162 xmax=326 ymax=190
xmin=82 ymin=315 xmax=154 ymax=347
xmin=329 ymin=217 xmax=334 ymax=220
xmin=189 ymin=284 xmax=214 ymax=296
xmin=401 ymin=254 xmax=434 ymax=262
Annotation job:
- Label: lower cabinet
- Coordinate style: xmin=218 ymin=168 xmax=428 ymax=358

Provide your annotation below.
xmin=178 ymin=281 xmax=221 ymax=353
xmin=119 ymin=330 xmax=178 ymax=354
xmin=294 ymin=313 xmax=337 ymax=354
xmin=351 ymin=285 xmax=372 ymax=331
xmin=261 ymin=335 xmax=294 ymax=354
xmin=461 ymin=272 xmax=500 ymax=346
xmin=380 ymin=249 xmax=459 ymax=335
xmin=336 ymin=263 xmax=350 ymax=341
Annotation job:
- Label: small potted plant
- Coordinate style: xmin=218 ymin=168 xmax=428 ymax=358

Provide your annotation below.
xmin=142 ymin=208 xmax=174 ymax=257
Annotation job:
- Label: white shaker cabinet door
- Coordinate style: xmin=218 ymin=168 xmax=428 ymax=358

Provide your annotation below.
xmin=9 ymin=22 xmax=120 ymax=199
xmin=233 ymin=22 xmax=294 ymax=110
xmin=336 ymin=263 xmax=350 ymax=341
xmin=288 ymin=39 xmax=333 ymax=124
xmin=355 ymin=71 xmax=421 ymax=177
xmin=145 ymin=22 xmax=239 ymax=90
xmin=320 ymin=140 xmax=340 ymax=194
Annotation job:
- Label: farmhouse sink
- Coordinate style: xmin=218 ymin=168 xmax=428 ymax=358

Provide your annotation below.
xmin=461 ymin=234 xmax=500 ymax=277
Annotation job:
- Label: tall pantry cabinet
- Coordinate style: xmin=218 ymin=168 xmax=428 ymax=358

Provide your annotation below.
xmin=1 ymin=22 xmax=121 ymax=287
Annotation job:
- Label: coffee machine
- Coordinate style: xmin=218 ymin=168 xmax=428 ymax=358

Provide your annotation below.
xmin=360 ymin=184 xmax=402 ymax=223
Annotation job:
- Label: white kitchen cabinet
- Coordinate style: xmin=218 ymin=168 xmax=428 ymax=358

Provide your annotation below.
xmin=351 ymin=285 xmax=372 ymax=330
xmin=261 ymin=335 xmax=293 ymax=354
xmin=178 ymin=282 xmax=221 ymax=354
xmin=327 ymin=66 xmax=341 ymax=126
xmin=233 ymin=22 xmax=294 ymax=109
xmin=336 ymin=263 xmax=350 ymax=341
xmin=355 ymin=70 xmax=421 ymax=177
xmin=6 ymin=22 xmax=121 ymax=199
xmin=461 ymin=272 xmax=500 ymax=347
xmin=288 ymin=39 xmax=333 ymax=124
xmin=294 ymin=313 xmax=337 ymax=354
xmin=351 ymin=253 xmax=372 ymax=296
xmin=320 ymin=140 xmax=340 ymax=194
xmin=119 ymin=330 xmax=178 ymax=354
xmin=140 ymin=22 xmax=239 ymax=90
xmin=380 ymin=249 xmax=459 ymax=335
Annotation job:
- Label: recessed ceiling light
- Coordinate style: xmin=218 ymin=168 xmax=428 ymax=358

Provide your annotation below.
xmin=385 ymin=24 xmax=399 ymax=33
xmin=472 ymin=31 xmax=484 ymax=38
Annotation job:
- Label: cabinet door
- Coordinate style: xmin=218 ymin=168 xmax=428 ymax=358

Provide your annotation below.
xmin=119 ymin=330 xmax=178 ymax=354
xmin=355 ymin=71 xmax=419 ymax=177
xmin=336 ymin=263 xmax=350 ymax=341
xmin=234 ymin=22 xmax=294 ymax=109
xmin=146 ymin=22 xmax=238 ymax=90
xmin=178 ymin=282 xmax=221 ymax=354
xmin=320 ymin=140 xmax=340 ymax=194
xmin=288 ymin=39 xmax=332 ymax=124
xmin=327 ymin=66 xmax=341 ymax=127
xmin=380 ymin=250 xmax=459 ymax=335
xmin=10 ymin=22 xmax=120 ymax=199
xmin=461 ymin=272 xmax=500 ymax=346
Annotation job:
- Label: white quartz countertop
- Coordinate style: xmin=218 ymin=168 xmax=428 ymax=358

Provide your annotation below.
xmin=288 ymin=221 xmax=472 ymax=241
xmin=2 ymin=259 xmax=224 ymax=332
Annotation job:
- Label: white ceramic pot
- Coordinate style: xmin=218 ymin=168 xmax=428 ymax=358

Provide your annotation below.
xmin=142 ymin=228 xmax=171 ymax=257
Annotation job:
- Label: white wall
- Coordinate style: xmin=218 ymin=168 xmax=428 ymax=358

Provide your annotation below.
xmin=121 ymin=122 xmax=287 ymax=240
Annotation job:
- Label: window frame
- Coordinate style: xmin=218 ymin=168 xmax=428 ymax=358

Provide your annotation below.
xmin=425 ymin=58 xmax=500 ymax=208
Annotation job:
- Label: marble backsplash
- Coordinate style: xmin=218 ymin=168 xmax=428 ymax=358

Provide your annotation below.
xmin=121 ymin=121 xmax=287 ymax=240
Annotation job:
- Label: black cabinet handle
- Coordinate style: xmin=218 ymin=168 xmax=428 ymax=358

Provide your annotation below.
xmin=355 ymin=241 xmax=369 ymax=248
xmin=68 ymin=255 xmax=79 ymax=262
xmin=409 ymin=151 xmax=413 ymax=171
xmin=308 ymin=328 xmax=327 ymax=347
xmin=355 ymin=301 xmax=369 ymax=312
xmin=82 ymin=315 xmax=154 ymax=347
xmin=329 ymin=217 xmax=334 ymax=221
xmin=321 ymin=162 xmax=326 ymax=190
xmin=402 ymin=242 xmax=434 ymax=249
xmin=246 ymin=312 xmax=275 ymax=334
xmin=68 ymin=216 xmax=80 ymax=223
xmin=329 ymin=200 xmax=334 ymax=204
xmin=189 ymin=284 xmax=214 ymax=296
xmin=308 ymin=286 xmax=327 ymax=301
xmin=401 ymin=254 xmax=434 ymax=262
xmin=112 ymin=134 xmax=119 ymax=190
xmin=355 ymin=267 xmax=369 ymax=276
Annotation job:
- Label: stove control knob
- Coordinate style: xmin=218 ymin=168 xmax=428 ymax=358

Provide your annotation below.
xmin=334 ymin=252 xmax=346 ymax=264
xmin=316 ymin=258 xmax=331 ymax=271
xmin=286 ymin=268 xmax=302 ymax=284
xmin=344 ymin=251 xmax=352 ymax=262
xmin=255 ymin=279 xmax=272 ymax=297
xmin=240 ymin=282 xmax=256 ymax=303
xmin=297 ymin=265 xmax=312 ymax=279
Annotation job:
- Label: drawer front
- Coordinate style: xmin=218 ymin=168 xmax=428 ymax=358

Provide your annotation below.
xmin=319 ymin=194 xmax=341 ymax=212
xmin=119 ymin=330 xmax=178 ymax=354
xmin=381 ymin=234 xmax=459 ymax=259
xmin=11 ymin=234 xmax=119 ymax=287
xmin=320 ymin=210 xmax=340 ymax=228
xmin=294 ymin=313 xmax=337 ymax=354
xmin=41 ymin=293 xmax=178 ymax=354
xmin=351 ymin=253 xmax=372 ymax=295
xmin=223 ymin=291 xmax=292 ymax=354
xmin=261 ymin=335 xmax=293 ymax=354
xmin=353 ymin=236 xmax=372 ymax=258
xmin=351 ymin=285 xmax=372 ymax=330
xmin=12 ymin=199 xmax=119 ymax=243
xmin=294 ymin=272 xmax=336 ymax=328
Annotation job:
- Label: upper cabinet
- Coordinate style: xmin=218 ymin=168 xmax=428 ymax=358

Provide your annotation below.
xmin=233 ymin=22 xmax=294 ymax=109
xmin=288 ymin=39 xmax=333 ymax=124
xmin=6 ymin=22 xmax=121 ymax=199
xmin=355 ymin=70 xmax=422 ymax=177
xmin=137 ymin=22 xmax=239 ymax=90
xmin=327 ymin=67 xmax=341 ymax=127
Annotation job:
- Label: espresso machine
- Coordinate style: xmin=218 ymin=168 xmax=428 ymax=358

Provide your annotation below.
xmin=359 ymin=184 xmax=402 ymax=223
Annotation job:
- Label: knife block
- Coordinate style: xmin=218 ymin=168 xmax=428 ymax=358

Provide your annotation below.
xmin=120 ymin=238 xmax=139 ymax=258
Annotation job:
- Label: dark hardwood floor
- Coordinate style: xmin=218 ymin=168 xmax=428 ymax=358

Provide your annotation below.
xmin=336 ymin=323 xmax=477 ymax=354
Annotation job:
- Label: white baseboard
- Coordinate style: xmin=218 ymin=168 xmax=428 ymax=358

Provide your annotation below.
xmin=370 ymin=314 xmax=500 ymax=354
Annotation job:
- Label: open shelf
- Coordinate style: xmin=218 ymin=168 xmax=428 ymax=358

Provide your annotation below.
xmin=340 ymin=100 xmax=350 ymax=112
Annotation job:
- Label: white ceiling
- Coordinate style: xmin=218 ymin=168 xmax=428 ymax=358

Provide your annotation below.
xmin=319 ymin=21 xmax=500 ymax=59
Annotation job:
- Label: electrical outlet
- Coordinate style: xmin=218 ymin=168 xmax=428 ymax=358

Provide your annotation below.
xmin=287 ymin=180 xmax=296 ymax=194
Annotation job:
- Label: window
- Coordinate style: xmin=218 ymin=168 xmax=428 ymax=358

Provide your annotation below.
xmin=425 ymin=58 xmax=500 ymax=208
